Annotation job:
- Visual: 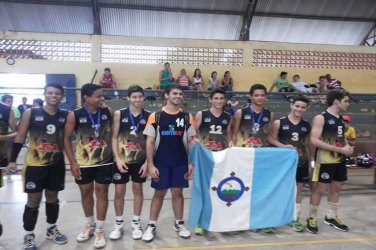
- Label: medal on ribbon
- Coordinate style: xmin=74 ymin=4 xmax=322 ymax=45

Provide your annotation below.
xmin=85 ymin=107 xmax=101 ymax=139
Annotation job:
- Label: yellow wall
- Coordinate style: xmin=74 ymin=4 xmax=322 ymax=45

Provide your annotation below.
xmin=1 ymin=31 xmax=375 ymax=93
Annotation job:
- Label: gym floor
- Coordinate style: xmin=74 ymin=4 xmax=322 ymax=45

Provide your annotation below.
xmin=0 ymin=167 xmax=375 ymax=250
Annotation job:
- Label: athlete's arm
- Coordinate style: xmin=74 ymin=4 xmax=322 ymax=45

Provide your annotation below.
xmin=64 ymin=111 xmax=81 ymax=179
xmin=192 ymin=111 xmax=202 ymax=143
xmin=310 ymin=114 xmax=353 ymax=156
xmin=111 ymin=110 xmax=128 ymax=173
xmin=232 ymin=109 xmax=242 ymax=145
xmin=146 ymin=135 xmax=158 ymax=178
xmin=227 ymin=116 xmax=234 ymax=147
xmin=6 ymin=108 xmax=30 ymax=171
xmin=267 ymin=120 xmax=285 ymax=147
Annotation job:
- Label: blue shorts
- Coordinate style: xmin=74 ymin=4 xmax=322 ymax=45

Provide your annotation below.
xmin=151 ymin=166 xmax=189 ymax=190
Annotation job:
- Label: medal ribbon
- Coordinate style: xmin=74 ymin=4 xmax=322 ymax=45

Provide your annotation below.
xmin=85 ymin=107 xmax=101 ymax=136
xmin=250 ymin=105 xmax=263 ymax=130
xmin=129 ymin=109 xmax=143 ymax=132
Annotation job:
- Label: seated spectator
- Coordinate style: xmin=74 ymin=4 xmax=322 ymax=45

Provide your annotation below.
xmin=100 ymin=67 xmax=117 ymax=89
xmin=192 ymin=68 xmax=204 ymax=91
xmin=18 ymin=96 xmax=32 ymax=116
xmin=176 ymin=69 xmax=191 ymax=90
xmin=208 ymin=71 xmax=218 ymax=91
xmin=269 ymin=71 xmax=292 ymax=92
xmin=159 ymin=62 xmax=173 ymax=90
xmin=221 ymin=71 xmax=234 ymax=91
xmin=227 ymin=95 xmax=239 ymax=109
xmin=316 ymin=75 xmax=328 ymax=93
xmin=291 ymin=75 xmax=318 ymax=93
xmin=326 ymin=74 xmax=342 ymax=89
xmin=33 ymin=98 xmax=44 ymax=108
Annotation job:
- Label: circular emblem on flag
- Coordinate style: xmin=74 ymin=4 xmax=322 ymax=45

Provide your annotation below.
xmin=212 ymin=172 xmax=250 ymax=206
xmin=113 ymin=173 xmax=122 ymax=181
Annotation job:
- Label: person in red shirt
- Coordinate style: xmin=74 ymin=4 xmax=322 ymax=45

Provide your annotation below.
xmin=100 ymin=68 xmax=117 ymax=89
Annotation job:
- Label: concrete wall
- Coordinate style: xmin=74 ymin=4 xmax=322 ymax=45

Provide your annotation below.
xmin=1 ymin=31 xmax=375 ymax=93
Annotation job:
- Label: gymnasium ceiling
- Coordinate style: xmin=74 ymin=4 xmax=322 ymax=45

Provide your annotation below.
xmin=0 ymin=0 xmax=375 ymax=45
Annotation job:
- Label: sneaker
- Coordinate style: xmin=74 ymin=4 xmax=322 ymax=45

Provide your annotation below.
xmin=109 ymin=222 xmax=124 ymax=240
xmin=288 ymin=220 xmax=305 ymax=232
xmin=46 ymin=226 xmax=68 ymax=244
xmin=306 ymin=218 xmax=318 ymax=234
xmin=131 ymin=219 xmax=143 ymax=240
xmin=262 ymin=227 xmax=274 ymax=233
xmin=142 ymin=224 xmax=156 ymax=243
xmin=24 ymin=233 xmax=36 ymax=250
xmin=194 ymin=226 xmax=204 ymax=235
xmin=76 ymin=223 xmax=95 ymax=242
xmin=93 ymin=230 xmax=106 ymax=249
xmin=324 ymin=216 xmax=349 ymax=232
xmin=173 ymin=221 xmax=191 ymax=239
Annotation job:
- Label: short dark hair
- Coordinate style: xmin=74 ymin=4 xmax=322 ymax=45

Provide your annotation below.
xmin=104 ymin=68 xmax=111 ymax=72
xmin=249 ymin=84 xmax=267 ymax=95
xmin=33 ymin=98 xmax=44 ymax=107
xmin=164 ymin=62 xmax=170 ymax=66
xmin=326 ymin=89 xmax=350 ymax=106
xmin=1 ymin=94 xmax=13 ymax=102
xmin=292 ymin=95 xmax=309 ymax=105
xmin=293 ymin=74 xmax=300 ymax=78
xmin=164 ymin=83 xmax=183 ymax=95
xmin=319 ymin=75 xmax=326 ymax=80
xmin=127 ymin=85 xmax=144 ymax=97
xmin=81 ymin=83 xmax=102 ymax=100
xmin=209 ymin=88 xmax=226 ymax=99
xmin=280 ymin=71 xmax=288 ymax=77
xmin=45 ymin=82 xmax=64 ymax=95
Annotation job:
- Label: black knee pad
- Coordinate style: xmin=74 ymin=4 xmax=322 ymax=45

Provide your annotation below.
xmin=23 ymin=206 xmax=39 ymax=231
xmin=46 ymin=200 xmax=59 ymax=224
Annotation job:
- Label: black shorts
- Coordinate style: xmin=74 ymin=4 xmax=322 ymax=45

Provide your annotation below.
xmin=76 ymin=163 xmax=113 ymax=185
xmin=23 ymin=163 xmax=66 ymax=193
xmin=296 ymin=165 xmax=309 ymax=183
xmin=112 ymin=162 xmax=146 ymax=184
xmin=0 ymin=157 xmax=8 ymax=169
xmin=312 ymin=162 xmax=347 ymax=183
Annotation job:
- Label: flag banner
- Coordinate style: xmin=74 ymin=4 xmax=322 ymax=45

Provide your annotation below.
xmin=189 ymin=144 xmax=298 ymax=232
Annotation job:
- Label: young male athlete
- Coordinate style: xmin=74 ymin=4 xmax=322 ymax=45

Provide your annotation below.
xmin=64 ymin=83 xmax=113 ymax=248
xmin=142 ymin=83 xmax=196 ymax=242
xmin=267 ymin=95 xmax=311 ymax=232
xmin=233 ymin=83 xmax=273 ymax=148
xmin=306 ymin=89 xmax=353 ymax=234
xmin=7 ymin=83 xmax=68 ymax=250
xmin=233 ymin=83 xmax=274 ymax=233
xmin=0 ymin=100 xmax=17 ymax=236
xmin=110 ymin=85 xmax=150 ymax=240
xmin=193 ymin=88 xmax=233 ymax=235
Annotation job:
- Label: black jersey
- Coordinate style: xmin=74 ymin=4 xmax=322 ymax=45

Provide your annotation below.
xmin=25 ymin=107 xmax=68 ymax=166
xmin=278 ymin=116 xmax=311 ymax=167
xmin=0 ymin=103 xmax=11 ymax=165
xmin=236 ymin=106 xmax=271 ymax=147
xmin=197 ymin=109 xmax=231 ymax=151
xmin=316 ymin=111 xmax=345 ymax=164
xmin=117 ymin=108 xmax=150 ymax=164
xmin=74 ymin=106 xmax=112 ymax=166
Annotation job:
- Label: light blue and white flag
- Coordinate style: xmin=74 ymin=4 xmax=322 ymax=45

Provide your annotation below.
xmin=189 ymin=144 xmax=298 ymax=232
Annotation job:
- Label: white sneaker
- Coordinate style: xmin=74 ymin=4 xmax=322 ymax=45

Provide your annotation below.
xmin=109 ymin=222 xmax=124 ymax=240
xmin=93 ymin=230 xmax=106 ymax=249
xmin=131 ymin=219 xmax=143 ymax=240
xmin=142 ymin=224 xmax=156 ymax=243
xmin=173 ymin=221 xmax=191 ymax=239
xmin=76 ymin=223 xmax=95 ymax=242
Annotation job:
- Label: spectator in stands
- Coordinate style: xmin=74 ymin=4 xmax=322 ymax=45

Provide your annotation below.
xmin=291 ymin=75 xmax=318 ymax=93
xmin=33 ymin=98 xmax=44 ymax=108
xmin=159 ymin=62 xmax=173 ymax=90
xmin=100 ymin=68 xmax=118 ymax=89
xmin=18 ymin=97 xmax=32 ymax=116
xmin=1 ymin=94 xmax=20 ymax=121
xmin=176 ymin=69 xmax=191 ymax=90
xmin=269 ymin=71 xmax=292 ymax=92
xmin=221 ymin=71 xmax=234 ymax=92
xmin=192 ymin=68 xmax=204 ymax=91
xmin=208 ymin=71 xmax=218 ymax=91
xmin=326 ymin=74 xmax=342 ymax=90
xmin=226 ymin=95 xmax=239 ymax=116
xmin=316 ymin=76 xmax=328 ymax=93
